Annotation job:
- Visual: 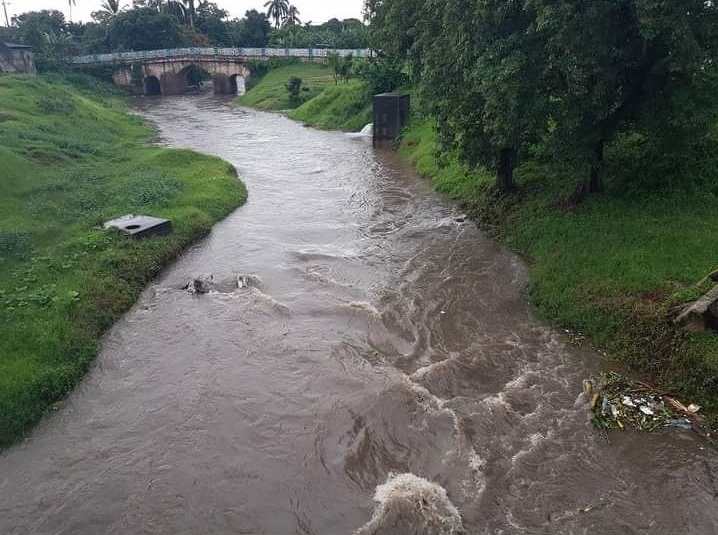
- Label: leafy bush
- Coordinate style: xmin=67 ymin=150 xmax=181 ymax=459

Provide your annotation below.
xmin=286 ymin=76 xmax=303 ymax=104
xmin=355 ymin=57 xmax=406 ymax=94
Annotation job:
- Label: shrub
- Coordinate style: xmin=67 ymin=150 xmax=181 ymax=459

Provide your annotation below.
xmin=286 ymin=76 xmax=303 ymax=104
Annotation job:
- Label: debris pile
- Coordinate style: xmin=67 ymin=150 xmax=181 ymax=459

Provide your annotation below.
xmin=584 ymin=372 xmax=700 ymax=431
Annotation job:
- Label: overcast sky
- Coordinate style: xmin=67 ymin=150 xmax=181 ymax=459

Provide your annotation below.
xmin=5 ymin=0 xmax=365 ymax=25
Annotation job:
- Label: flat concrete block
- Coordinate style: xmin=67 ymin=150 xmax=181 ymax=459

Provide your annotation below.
xmin=103 ymin=214 xmax=172 ymax=238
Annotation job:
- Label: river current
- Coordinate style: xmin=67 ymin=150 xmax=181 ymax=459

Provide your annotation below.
xmin=1 ymin=94 xmax=717 ymax=534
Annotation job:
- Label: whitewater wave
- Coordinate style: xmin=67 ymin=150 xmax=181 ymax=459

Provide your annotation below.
xmin=355 ymin=473 xmax=464 ymax=535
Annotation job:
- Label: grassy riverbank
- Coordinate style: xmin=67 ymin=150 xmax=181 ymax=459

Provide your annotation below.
xmin=241 ymin=72 xmax=718 ymax=424
xmin=238 ymin=62 xmax=335 ymax=111
xmin=291 ymin=82 xmax=372 ymax=132
xmin=237 ymin=62 xmax=372 ymax=131
xmin=0 ymin=74 xmax=247 ymax=447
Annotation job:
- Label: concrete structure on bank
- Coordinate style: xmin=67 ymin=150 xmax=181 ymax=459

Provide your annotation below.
xmin=0 ymin=43 xmax=36 ymax=75
xmin=70 ymin=47 xmax=369 ymax=96
xmin=373 ymin=93 xmax=411 ymax=147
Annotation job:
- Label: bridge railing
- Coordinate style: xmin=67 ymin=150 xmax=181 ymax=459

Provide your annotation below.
xmin=68 ymin=47 xmax=372 ymax=65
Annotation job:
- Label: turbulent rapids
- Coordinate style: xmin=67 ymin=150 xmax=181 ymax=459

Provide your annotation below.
xmin=1 ymin=94 xmax=716 ymax=535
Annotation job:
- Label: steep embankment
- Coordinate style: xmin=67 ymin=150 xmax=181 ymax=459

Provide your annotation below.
xmin=0 ymin=74 xmax=247 ymax=447
xmin=237 ymin=63 xmax=372 ymax=131
xmin=290 ymin=82 xmax=372 ymax=131
xmin=237 ymin=62 xmax=335 ymax=111
xmin=242 ymin=70 xmax=718 ymax=425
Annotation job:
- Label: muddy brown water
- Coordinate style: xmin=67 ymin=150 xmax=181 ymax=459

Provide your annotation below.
xmin=2 ymin=94 xmax=717 ymax=534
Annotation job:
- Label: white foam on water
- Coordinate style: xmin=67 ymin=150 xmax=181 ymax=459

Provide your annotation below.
xmin=400 ymin=375 xmax=486 ymax=498
xmin=402 ymin=376 xmax=444 ymax=416
xmin=457 ymin=445 xmax=487 ymax=498
xmin=480 ymin=390 xmax=511 ymax=412
xmin=236 ymin=273 xmax=263 ymax=289
xmin=359 ymin=123 xmax=374 ymax=136
xmin=410 ymin=354 xmax=458 ymax=383
xmin=304 ymin=269 xmax=341 ymax=287
xmin=345 ymin=301 xmax=381 ymax=317
xmin=346 ymin=123 xmax=373 ymax=139
xmin=355 ymin=473 xmax=464 ymax=535
xmin=249 ymin=288 xmax=293 ymax=315
xmin=510 ymin=431 xmax=553 ymax=467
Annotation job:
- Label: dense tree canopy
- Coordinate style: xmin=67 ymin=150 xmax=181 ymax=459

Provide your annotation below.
xmin=368 ymin=0 xmax=718 ymax=196
xmin=11 ymin=10 xmax=67 ymax=50
xmin=270 ymin=18 xmax=368 ymax=48
xmin=229 ymin=9 xmax=273 ymax=48
xmin=106 ymin=7 xmax=188 ymax=51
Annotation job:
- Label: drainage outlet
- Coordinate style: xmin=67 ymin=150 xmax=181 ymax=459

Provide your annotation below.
xmin=103 ymin=214 xmax=173 ymax=238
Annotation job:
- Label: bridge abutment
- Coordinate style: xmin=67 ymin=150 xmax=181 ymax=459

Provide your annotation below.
xmin=213 ymin=74 xmax=242 ymax=95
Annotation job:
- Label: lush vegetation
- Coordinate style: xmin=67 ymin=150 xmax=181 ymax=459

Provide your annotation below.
xmin=359 ymin=0 xmax=718 ymax=422
xmin=368 ymin=0 xmax=718 ymax=197
xmin=237 ymin=62 xmax=335 ymax=111
xmin=0 ymin=75 xmax=247 ymax=446
xmin=236 ymin=52 xmax=408 ymax=131
xmin=0 ymin=2 xmax=368 ymax=74
xmin=290 ymin=82 xmax=372 ymax=131
xmin=236 ymin=59 xmax=373 ymax=131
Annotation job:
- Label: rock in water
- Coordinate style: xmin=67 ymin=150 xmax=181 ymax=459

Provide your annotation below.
xmin=186 ymin=278 xmax=211 ymax=294
xmin=675 ymin=284 xmax=718 ymax=332
xmin=183 ymin=273 xmax=263 ymax=294
xmin=355 ymin=473 xmax=464 ymax=535
xmin=237 ymin=274 xmax=262 ymax=289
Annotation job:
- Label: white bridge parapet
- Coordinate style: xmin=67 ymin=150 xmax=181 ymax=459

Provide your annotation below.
xmin=69 ymin=47 xmax=371 ymax=65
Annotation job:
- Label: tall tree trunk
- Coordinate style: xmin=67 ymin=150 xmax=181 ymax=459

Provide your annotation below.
xmin=570 ymin=139 xmax=604 ymax=204
xmin=496 ymin=147 xmax=515 ymax=193
xmin=588 ymin=138 xmax=604 ymax=193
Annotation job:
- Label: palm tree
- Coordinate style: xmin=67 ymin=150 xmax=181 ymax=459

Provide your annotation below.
xmin=68 ymin=0 xmax=76 ymax=22
xmin=100 ymin=0 xmax=122 ymax=16
xmin=43 ymin=29 xmax=74 ymax=58
xmin=161 ymin=1 xmax=188 ymax=24
xmin=264 ymin=0 xmax=289 ymax=28
xmin=283 ymin=4 xmax=301 ymax=27
xmin=182 ymin=0 xmax=196 ymax=27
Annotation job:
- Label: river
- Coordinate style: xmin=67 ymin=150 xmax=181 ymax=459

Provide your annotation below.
xmin=1 ymin=94 xmax=717 ymax=534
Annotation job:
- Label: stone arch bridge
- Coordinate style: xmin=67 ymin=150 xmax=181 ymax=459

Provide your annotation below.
xmin=69 ymin=47 xmax=370 ymax=96
xmin=113 ymin=55 xmax=249 ymax=96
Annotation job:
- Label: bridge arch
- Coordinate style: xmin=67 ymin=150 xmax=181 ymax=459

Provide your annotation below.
xmin=178 ymin=64 xmax=211 ymax=91
xmin=144 ymin=75 xmax=161 ymax=96
xmin=213 ymin=71 xmax=247 ymax=95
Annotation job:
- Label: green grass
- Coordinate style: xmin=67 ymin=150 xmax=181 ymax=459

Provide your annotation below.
xmin=0 ymin=74 xmax=247 ymax=447
xmin=290 ymin=81 xmax=373 ymax=131
xmin=401 ymin=117 xmax=718 ymax=424
xmin=237 ymin=63 xmax=335 ymax=111
xmin=238 ymin=62 xmax=373 ymax=131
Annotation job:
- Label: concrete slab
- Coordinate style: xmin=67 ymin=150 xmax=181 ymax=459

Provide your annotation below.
xmin=103 ymin=214 xmax=173 ymax=238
